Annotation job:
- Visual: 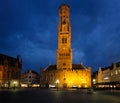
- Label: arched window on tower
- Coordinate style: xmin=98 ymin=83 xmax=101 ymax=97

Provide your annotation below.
xmin=62 ymin=38 xmax=67 ymax=43
xmin=62 ymin=38 xmax=64 ymax=43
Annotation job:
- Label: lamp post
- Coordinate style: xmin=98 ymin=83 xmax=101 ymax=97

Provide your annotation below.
xmin=13 ymin=81 xmax=17 ymax=89
xmin=56 ymin=80 xmax=59 ymax=91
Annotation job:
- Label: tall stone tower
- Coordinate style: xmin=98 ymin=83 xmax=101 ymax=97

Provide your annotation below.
xmin=56 ymin=4 xmax=72 ymax=70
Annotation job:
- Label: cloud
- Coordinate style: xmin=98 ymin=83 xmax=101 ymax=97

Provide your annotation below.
xmin=0 ymin=0 xmax=120 ymax=72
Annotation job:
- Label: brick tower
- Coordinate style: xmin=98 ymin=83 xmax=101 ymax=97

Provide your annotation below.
xmin=56 ymin=4 xmax=72 ymax=70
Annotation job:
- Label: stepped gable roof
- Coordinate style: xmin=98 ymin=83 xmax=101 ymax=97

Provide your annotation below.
xmin=101 ymin=61 xmax=120 ymax=71
xmin=44 ymin=64 xmax=86 ymax=71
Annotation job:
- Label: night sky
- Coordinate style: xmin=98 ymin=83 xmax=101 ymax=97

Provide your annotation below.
xmin=0 ymin=0 xmax=120 ymax=73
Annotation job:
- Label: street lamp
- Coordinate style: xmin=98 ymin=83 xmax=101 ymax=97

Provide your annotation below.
xmin=93 ymin=79 xmax=96 ymax=84
xmin=56 ymin=80 xmax=59 ymax=91
xmin=13 ymin=81 xmax=17 ymax=89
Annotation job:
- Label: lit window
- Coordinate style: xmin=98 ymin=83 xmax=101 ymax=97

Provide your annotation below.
xmin=104 ymin=77 xmax=109 ymax=80
xmin=116 ymin=70 xmax=118 ymax=75
xmin=119 ymin=69 xmax=120 ymax=73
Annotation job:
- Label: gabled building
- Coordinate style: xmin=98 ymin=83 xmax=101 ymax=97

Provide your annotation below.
xmin=40 ymin=4 xmax=91 ymax=88
xmin=21 ymin=70 xmax=40 ymax=87
xmin=40 ymin=64 xmax=91 ymax=88
xmin=94 ymin=62 xmax=120 ymax=88
xmin=98 ymin=67 xmax=111 ymax=83
xmin=110 ymin=63 xmax=120 ymax=83
xmin=0 ymin=54 xmax=22 ymax=88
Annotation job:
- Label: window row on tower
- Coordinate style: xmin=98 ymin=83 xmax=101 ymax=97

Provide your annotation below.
xmin=59 ymin=53 xmax=70 ymax=56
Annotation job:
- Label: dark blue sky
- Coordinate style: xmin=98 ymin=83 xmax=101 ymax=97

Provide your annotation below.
xmin=0 ymin=0 xmax=120 ymax=73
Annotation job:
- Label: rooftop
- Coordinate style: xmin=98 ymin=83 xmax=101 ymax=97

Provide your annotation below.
xmin=44 ymin=64 xmax=86 ymax=71
xmin=0 ymin=53 xmax=21 ymax=67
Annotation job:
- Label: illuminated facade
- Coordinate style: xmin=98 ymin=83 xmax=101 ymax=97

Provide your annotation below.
xmin=97 ymin=67 xmax=110 ymax=83
xmin=94 ymin=62 xmax=120 ymax=88
xmin=56 ymin=4 xmax=72 ymax=70
xmin=110 ymin=63 xmax=120 ymax=83
xmin=0 ymin=54 xmax=22 ymax=88
xmin=40 ymin=4 xmax=91 ymax=88
xmin=21 ymin=70 xmax=40 ymax=87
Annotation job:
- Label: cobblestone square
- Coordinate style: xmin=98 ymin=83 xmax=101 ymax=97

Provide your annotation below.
xmin=0 ymin=89 xmax=120 ymax=103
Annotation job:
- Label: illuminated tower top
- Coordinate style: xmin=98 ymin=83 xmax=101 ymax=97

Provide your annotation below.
xmin=56 ymin=4 xmax=72 ymax=70
xmin=58 ymin=4 xmax=71 ymax=37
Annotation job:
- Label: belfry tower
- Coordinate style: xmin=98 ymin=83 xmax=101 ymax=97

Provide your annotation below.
xmin=56 ymin=4 xmax=72 ymax=70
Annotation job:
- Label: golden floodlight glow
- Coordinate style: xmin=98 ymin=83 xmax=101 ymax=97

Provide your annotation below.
xmin=21 ymin=84 xmax=28 ymax=87
xmin=56 ymin=80 xmax=59 ymax=84
xmin=13 ymin=81 xmax=17 ymax=85
xmin=39 ymin=4 xmax=92 ymax=88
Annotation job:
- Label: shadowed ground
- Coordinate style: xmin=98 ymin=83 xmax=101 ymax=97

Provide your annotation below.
xmin=0 ymin=88 xmax=120 ymax=103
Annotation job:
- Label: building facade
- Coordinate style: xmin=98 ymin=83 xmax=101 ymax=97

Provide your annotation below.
xmin=98 ymin=67 xmax=111 ymax=83
xmin=40 ymin=65 xmax=91 ymax=88
xmin=0 ymin=54 xmax=22 ymax=88
xmin=21 ymin=70 xmax=40 ymax=87
xmin=40 ymin=4 xmax=91 ymax=88
xmin=110 ymin=63 xmax=120 ymax=83
xmin=93 ymin=62 xmax=120 ymax=88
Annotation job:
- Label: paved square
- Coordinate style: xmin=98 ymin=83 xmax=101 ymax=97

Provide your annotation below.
xmin=0 ymin=88 xmax=120 ymax=103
